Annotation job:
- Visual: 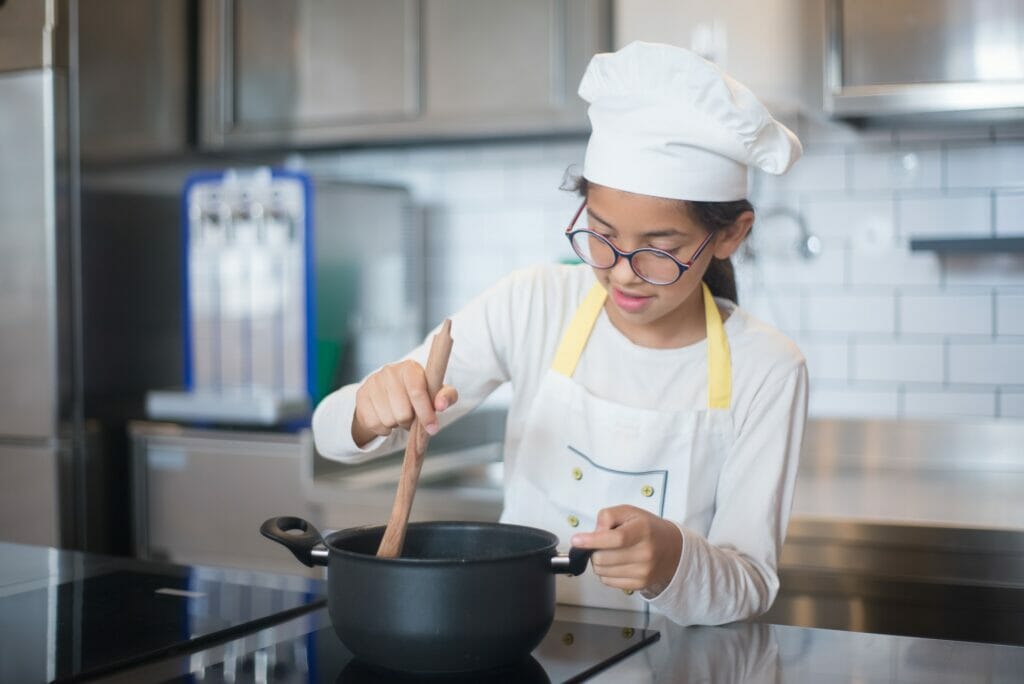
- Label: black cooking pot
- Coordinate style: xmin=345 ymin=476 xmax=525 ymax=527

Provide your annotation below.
xmin=260 ymin=516 xmax=591 ymax=676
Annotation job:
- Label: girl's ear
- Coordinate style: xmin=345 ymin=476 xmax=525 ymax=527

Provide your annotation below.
xmin=712 ymin=210 xmax=754 ymax=259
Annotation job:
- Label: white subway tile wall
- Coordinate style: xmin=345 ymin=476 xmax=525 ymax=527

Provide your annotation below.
xmin=996 ymin=192 xmax=1024 ymax=236
xmin=949 ymin=343 xmax=1024 ymax=385
xmin=805 ymin=294 xmax=896 ymax=334
xmin=801 ymin=197 xmax=895 ymax=251
xmin=899 ymin=194 xmax=991 ymax=239
xmin=853 ymin=341 xmax=944 ymax=383
xmin=848 ymin=250 xmax=941 ymax=287
xmin=809 ymin=386 xmax=900 ymax=418
xmin=848 ymin=148 xmax=942 ymax=192
xmin=1002 ymin=393 xmax=1024 ymax=419
xmin=946 ymin=142 xmax=1024 ymax=189
xmin=900 ymin=293 xmax=993 ymax=336
xmin=996 ymin=294 xmax=1024 ymax=336
xmin=798 ymin=340 xmax=849 ymax=381
xmin=903 ymin=391 xmax=996 ymax=419
xmin=294 ymin=117 xmax=1024 ymax=421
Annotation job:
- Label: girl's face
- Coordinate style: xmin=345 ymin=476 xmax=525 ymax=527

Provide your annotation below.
xmin=583 ymin=183 xmax=748 ymax=345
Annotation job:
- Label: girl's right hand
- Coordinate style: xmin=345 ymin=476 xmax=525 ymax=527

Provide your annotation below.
xmin=351 ymin=360 xmax=459 ymax=447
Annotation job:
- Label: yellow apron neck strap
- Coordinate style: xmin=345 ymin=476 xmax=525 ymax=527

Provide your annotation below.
xmin=551 ymin=281 xmax=732 ymax=410
xmin=551 ymin=283 xmax=607 ymax=378
xmin=702 ymin=282 xmax=732 ymax=409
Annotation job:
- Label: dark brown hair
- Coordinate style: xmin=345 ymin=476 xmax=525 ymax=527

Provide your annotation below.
xmin=570 ymin=176 xmax=752 ymax=303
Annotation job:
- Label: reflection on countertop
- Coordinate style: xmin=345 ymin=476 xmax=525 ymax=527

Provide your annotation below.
xmin=0 ymin=541 xmax=325 ymax=683
xmin=94 ymin=595 xmax=1024 ymax=684
xmin=586 ymin=611 xmax=1024 ymax=684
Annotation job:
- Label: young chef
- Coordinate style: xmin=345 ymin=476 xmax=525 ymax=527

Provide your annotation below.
xmin=313 ymin=41 xmax=808 ymax=626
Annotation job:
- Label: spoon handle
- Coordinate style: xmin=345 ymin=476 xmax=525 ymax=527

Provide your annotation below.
xmin=376 ymin=319 xmax=454 ymax=558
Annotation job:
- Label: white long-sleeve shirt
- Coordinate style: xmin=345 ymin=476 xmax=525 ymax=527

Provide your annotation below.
xmin=313 ymin=264 xmax=808 ymax=625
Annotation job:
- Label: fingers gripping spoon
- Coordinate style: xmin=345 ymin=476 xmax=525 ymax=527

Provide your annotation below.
xmin=376 ymin=319 xmax=454 ymax=558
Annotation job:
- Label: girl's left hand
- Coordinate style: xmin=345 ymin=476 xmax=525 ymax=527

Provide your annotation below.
xmin=570 ymin=505 xmax=683 ymax=597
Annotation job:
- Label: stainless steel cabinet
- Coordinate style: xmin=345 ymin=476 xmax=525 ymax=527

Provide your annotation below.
xmin=78 ymin=0 xmax=191 ymax=160
xmin=0 ymin=71 xmax=58 ymax=440
xmin=131 ymin=423 xmax=320 ymax=575
xmin=421 ymin=1 xmax=597 ymax=119
xmin=200 ymin=0 xmax=610 ymax=148
xmin=0 ymin=0 xmax=52 ymax=73
xmin=825 ymin=0 xmax=1024 ymax=117
xmin=231 ymin=0 xmax=418 ymax=129
xmin=0 ymin=444 xmax=60 ymax=547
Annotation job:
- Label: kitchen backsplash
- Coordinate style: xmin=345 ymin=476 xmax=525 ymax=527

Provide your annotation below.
xmin=294 ymin=116 xmax=1024 ymax=420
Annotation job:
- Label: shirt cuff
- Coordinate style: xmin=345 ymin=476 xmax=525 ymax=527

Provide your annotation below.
xmin=641 ymin=520 xmax=693 ymax=611
xmin=312 ymin=383 xmax=398 ymax=461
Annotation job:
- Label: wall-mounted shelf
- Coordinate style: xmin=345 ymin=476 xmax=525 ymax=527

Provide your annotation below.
xmin=909 ymin=237 xmax=1024 ymax=253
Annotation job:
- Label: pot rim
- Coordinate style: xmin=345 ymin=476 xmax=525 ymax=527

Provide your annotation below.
xmin=324 ymin=520 xmax=561 ymax=566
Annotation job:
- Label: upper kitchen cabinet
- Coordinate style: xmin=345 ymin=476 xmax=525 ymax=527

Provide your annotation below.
xmin=201 ymin=0 xmax=420 ymax=148
xmin=199 ymin=0 xmax=611 ymax=149
xmin=613 ymin=0 xmax=820 ymax=115
xmin=419 ymin=1 xmax=607 ymax=134
xmin=823 ymin=0 xmax=1024 ymax=120
xmin=78 ymin=0 xmax=191 ymax=161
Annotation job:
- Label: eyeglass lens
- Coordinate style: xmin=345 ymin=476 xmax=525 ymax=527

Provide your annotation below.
xmin=569 ymin=231 xmax=682 ymax=285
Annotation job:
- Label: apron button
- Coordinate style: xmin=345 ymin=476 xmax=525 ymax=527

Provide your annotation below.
xmin=641 ymin=485 xmax=655 ymax=497
xmin=571 ymin=467 xmax=583 ymax=480
xmin=567 ymin=515 xmax=580 ymax=527
xmin=623 ymin=589 xmax=634 ymax=596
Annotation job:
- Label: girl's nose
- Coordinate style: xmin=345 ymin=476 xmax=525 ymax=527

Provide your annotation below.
xmin=609 ymin=253 xmax=642 ymax=285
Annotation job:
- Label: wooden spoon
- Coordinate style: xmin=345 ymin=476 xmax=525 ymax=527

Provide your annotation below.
xmin=376 ymin=319 xmax=454 ymax=558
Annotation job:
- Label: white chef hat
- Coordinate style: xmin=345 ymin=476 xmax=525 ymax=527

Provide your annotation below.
xmin=579 ymin=41 xmax=802 ymax=202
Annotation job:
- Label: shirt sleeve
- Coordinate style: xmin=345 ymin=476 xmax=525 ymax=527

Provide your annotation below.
xmin=311 ymin=272 xmax=521 ymax=463
xmin=643 ymin=359 xmax=808 ymax=625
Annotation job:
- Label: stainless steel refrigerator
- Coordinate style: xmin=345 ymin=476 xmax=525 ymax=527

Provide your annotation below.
xmin=0 ymin=1 xmax=74 ymax=548
xmin=0 ymin=0 xmax=193 ymax=551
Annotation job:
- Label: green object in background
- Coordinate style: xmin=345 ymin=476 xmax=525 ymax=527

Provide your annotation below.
xmin=313 ymin=259 xmax=359 ymax=402
xmin=559 ymin=256 xmax=583 ymax=265
xmin=315 ymin=341 xmax=342 ymax=404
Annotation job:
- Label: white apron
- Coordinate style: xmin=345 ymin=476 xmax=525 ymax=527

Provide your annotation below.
xmin=501 ymin=281 xmax=735 ymax=612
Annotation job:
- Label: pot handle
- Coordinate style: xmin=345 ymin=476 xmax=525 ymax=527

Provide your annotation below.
xmin=260 ymin=516 xmax=329 ymax=568
xmin=551 ymin=547 xmax=593 ymax=576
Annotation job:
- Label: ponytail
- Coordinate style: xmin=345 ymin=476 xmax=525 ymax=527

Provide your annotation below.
xmin=702 ymin=257 xmax=738 ymax=304
xmin=685 ymin=199 xmax=753 ymax=305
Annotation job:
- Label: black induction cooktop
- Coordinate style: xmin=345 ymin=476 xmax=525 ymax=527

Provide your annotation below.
xmin=0 ymin=568 xmax=325 ymax=683
xmin=159 ymin=618 xmax=659 ymax=684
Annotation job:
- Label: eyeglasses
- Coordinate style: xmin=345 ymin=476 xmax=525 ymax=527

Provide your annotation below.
xmin=564 ymin=200 xmax=715 ymax=286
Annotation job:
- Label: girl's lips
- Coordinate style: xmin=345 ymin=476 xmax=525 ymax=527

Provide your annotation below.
xmin=611 ymin=287 xmax=653 ymax=313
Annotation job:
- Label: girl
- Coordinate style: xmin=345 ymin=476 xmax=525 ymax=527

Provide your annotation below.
xmin=313 ymin=41 xmax=808 ymax=626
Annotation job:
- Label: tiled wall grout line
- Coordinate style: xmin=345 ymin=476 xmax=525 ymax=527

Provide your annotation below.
xmin=990 ymin=189 xmax=998 ymax=237
xmin=893 ymin=290 xmax=901 ymax=337
xmin=943 ymin=338 xmax=950 ymax=387
xmin=939 ymin=141 xmax=948 ymax=194
xmin=992 ymin=290 xmax=998 ymax=339
xmin=843 ymin=146 xmax=854 ymax=197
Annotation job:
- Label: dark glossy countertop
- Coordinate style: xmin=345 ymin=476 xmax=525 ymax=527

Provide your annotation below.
xmin=3 ymin=542 xmax=1024 ymax=683
xmin=0 ymin=542 xmax=325 ymax=683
